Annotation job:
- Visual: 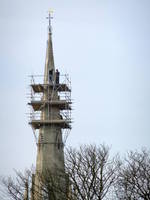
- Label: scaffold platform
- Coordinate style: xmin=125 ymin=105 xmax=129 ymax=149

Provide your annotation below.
xmin=29 ymin=119 xmax=71 ymax=129
xmin=31 ymin=83 xmax=71 ymax=93
xmin=28 ymin=100 xmax=72 ymax=111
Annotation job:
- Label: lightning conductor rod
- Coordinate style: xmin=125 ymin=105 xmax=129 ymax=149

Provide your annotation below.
xmin=46 ymin=10 xmax=53 ymax=34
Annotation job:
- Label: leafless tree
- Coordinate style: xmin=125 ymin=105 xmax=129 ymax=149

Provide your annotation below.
xmin=65 ymin=144 xmax=120 ymax=200
xmin=116 ymin=148 xmax=150 ymax=200
xmin=0 ymin=168 xmax=68 ymax=200
xmin=0 ymin=169 xmax=32 ymax=200
xmin=0 ymin=144 xmax=120 ymax=200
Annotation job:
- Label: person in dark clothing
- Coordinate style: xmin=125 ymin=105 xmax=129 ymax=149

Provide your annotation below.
xmin=49 ymin=69 xmax=53 ymax=83
xmin=56 ymin=69 xmax=60 ymax=84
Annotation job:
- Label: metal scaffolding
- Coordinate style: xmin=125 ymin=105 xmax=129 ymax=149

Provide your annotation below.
xmin=28 ymin=73 xmax=72 ymax=145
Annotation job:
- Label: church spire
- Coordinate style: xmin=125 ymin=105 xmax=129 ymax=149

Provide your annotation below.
xmin=44 ymin=11 xmax=55 ymax=84
xmin=28 ymin=13 xmax=72 ymax=199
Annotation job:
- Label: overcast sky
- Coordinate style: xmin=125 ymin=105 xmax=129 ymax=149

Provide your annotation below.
xmin=0 ymin=0 xmax=150 ymax=176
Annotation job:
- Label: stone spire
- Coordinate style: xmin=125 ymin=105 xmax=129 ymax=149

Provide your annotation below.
xmin=34 ymin=11 xmax=66 ymax=175
xmin=29 ymin=12 xmax=72 ymax=199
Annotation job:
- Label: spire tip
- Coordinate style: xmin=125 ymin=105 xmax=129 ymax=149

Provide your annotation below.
xmin=46 ymin=9 xmax=54 ymax=34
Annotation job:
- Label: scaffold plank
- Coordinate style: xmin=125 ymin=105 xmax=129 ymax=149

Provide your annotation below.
xmin=29 ymin=119 xmax=71 ymax=129
xmin=28 ymin=100 xmax=71 ymax=111
xmin=31 ymin=84 xmax=71 ymax=93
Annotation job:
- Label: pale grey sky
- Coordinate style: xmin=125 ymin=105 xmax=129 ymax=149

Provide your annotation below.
xmin=0 ymin=0 xmax=150 ymax=175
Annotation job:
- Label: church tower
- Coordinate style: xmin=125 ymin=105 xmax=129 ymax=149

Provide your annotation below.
xmin=28 ymin=12 xmax=72 ymax=199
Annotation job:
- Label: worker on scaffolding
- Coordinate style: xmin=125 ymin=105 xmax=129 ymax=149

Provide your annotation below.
xmin=56 ymin=69 xmax=60 ymax=85
xmin=49 ymin=69 xmax=53 ymax=83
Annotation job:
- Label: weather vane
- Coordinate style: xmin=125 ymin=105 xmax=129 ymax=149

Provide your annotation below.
xmin=46 ymin=9 xmax=54 ymax=34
